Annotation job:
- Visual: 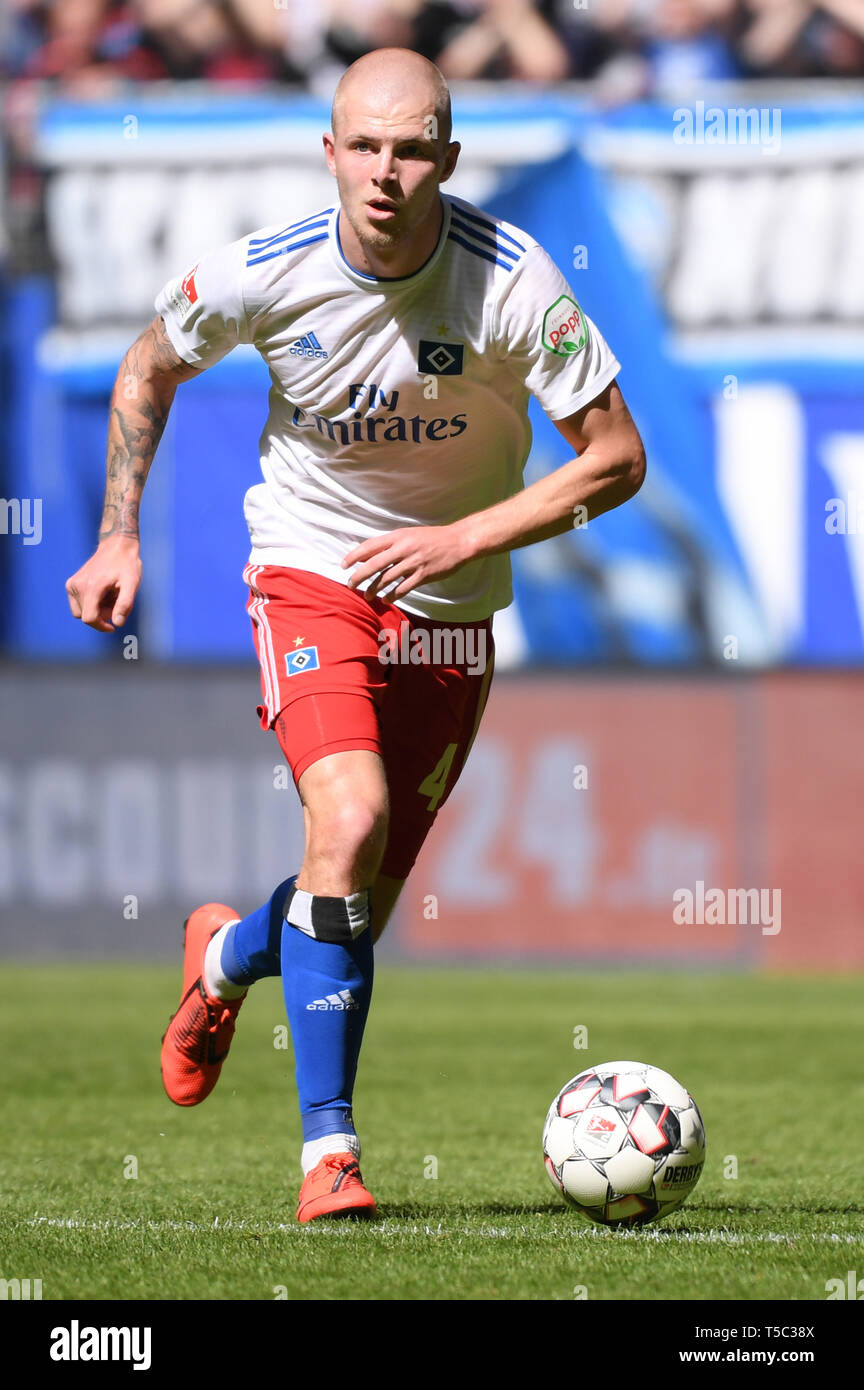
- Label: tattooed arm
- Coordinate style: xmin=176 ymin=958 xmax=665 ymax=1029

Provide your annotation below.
xmin=66 ymin=316 xmax=201 ymax=633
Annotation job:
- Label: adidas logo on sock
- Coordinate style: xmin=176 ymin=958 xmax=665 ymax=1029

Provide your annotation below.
xmin=306 ymin=989 xmax=358 ymax=1012
xmin=289 ymin=331 xmax=328 ymax=360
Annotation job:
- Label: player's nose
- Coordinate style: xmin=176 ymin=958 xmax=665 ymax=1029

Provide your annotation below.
xmin=372 ymin=147 xmax=397 ymax=182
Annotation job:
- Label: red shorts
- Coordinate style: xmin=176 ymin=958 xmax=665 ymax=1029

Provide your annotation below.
xmin=244 ymin=564 xmax=495 ymax=879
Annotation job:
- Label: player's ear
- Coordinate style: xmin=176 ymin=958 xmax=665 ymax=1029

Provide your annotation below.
xmin=322 ymin=132 xmax=337 ymax=176
xmin=439 ymin=141 xmax=460 ymax=184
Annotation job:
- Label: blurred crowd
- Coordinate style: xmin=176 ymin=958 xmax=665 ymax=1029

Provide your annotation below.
xmin=1 ymin=0 xmax=861 ymax=270
xmin=2 ymin=0 xmax=863 ymax=93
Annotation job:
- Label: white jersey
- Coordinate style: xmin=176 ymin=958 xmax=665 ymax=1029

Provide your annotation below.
xmin=155 ymin=194 xmax=620 ymax=621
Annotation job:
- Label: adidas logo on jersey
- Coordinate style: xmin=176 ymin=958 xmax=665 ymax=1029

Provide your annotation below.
xmin=290 ymin=331 xmax=328 ymax=359
xmin=306 ymin=990 xmax=359 ymax=1012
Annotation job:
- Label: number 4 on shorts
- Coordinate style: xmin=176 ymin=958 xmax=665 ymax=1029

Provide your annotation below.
xmin=417 ymin=742 xmax=458 ymax=812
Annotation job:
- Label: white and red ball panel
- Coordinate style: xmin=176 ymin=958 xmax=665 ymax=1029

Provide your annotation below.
xmin=573 ymin=1105 xmax=628 ymax=1160
xmin=544 ymin=1155 xmax=565 ymax=1194
xmin=556 ymin=1072 xmax=603 ymax=1117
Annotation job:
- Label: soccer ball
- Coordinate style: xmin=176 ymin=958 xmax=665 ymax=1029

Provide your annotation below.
xmin=542 ymin=1060 xmax=706 ymax=1228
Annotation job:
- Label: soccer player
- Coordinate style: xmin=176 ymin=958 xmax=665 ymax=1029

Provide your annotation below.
xmin=65 ymin=48 xmax=645 ymax=1222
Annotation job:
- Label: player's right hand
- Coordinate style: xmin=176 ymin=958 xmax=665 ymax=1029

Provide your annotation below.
xmin=65 ymin=537 xmax=142 ymax=633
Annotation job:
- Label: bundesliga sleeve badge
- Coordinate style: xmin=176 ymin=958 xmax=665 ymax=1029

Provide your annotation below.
xmin=164 ymin=264 xmax=199 ymax=322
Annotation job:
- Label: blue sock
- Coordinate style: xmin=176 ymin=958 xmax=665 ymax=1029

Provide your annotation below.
xmin=219 ymin=876 xmax=296 ymax=986
xmin=280 ymin=891 xmax=374 ymax=1142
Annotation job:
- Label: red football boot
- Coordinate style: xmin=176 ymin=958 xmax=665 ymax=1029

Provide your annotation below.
xmin=296 ymin=1152 xmax=377 ymax=1223
xmin=161 ymin=903 xmax=245 ymax=1107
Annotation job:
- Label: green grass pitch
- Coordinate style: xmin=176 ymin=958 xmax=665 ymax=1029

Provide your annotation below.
xmin=1 ymin=964 xmax=862 ymax=1301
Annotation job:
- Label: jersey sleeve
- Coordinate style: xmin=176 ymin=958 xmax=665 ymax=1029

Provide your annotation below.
xmin=154 ymin=236 xmax=250 ymax=369
xmin=497 ymin=244 xmax=621 ymax=420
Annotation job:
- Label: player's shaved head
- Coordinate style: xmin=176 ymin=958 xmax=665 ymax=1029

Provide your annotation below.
xmin=331 ymin=48 xmax=452 ymax=148
xmin=324 ymin=46 xmax=460 ymax=278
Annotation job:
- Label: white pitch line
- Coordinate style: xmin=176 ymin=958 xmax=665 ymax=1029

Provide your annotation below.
xmin=19 ymin=1215 xmax=864 ymax=1245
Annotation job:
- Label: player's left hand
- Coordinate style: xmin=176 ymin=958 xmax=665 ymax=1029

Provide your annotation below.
xmin=342 ymin=524 xmax=471 ymax=601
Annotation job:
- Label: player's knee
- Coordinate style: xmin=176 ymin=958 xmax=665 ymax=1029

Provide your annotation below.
xmin=334 ymin=797 xmax=388 ymax=860
xmin=310 ymin=798 xmax=389 ymax=880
